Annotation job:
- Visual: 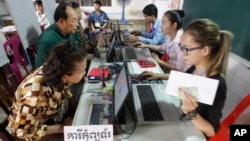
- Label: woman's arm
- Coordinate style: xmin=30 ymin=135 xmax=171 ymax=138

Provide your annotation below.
xmin=136 ymin=41 xmax=162 ymax=52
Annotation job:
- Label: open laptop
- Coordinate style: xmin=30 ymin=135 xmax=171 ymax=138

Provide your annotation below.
xmin=122 ymin=47 xmax=151 ymax=62
xmin=114 ymin=63 xmax=181 ymax=124
xmin=127 ymin=68 xmax=181 ymax=124
xmin=113 ymin=65 xmax=130 ymax=121
xmin=131 ymin=83 xmax=181 ymax=124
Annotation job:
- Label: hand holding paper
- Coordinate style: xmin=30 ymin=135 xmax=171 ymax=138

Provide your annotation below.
xmin=165 ymin=70 xmax=219 ymax=105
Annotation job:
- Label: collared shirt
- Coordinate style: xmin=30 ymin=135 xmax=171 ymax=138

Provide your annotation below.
xmin=161 ymin=29 xmax=187 ymax=71
xmin=89 ymin=10 xmax=109 ymax=27
xmin=139 ymin=18 xmax=166 ymax=45
xmin=8 ymin=67 xmax=72 ymax=141
xmin=35 ymin=23 xmax=80 ymax=68
xmin=35 ymin=11 xmax=50 ymax=29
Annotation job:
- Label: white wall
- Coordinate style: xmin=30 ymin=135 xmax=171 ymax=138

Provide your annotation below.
xmin=81 ymin=0 xmax=173 ymax=20
xmin=5 ymin=0 xmax=41 ymax=48
xmin=222 ymin=53 xmax=250 ymax=124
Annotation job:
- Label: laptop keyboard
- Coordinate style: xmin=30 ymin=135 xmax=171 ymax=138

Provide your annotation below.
xmin=137 ymin=85 xmax=164 ymax=121
xmin=125 ymin=48 xmax=137 ymax=60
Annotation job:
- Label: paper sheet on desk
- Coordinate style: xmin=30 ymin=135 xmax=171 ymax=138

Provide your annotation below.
xmin=131 ymin=62 xmax=160 ymax=74
xmin=165 ymin=70 xmax=219 ymax=105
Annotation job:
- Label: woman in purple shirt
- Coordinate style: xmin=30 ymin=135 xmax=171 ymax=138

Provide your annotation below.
xmin=137 ymin=10 xmax=187 ymax=79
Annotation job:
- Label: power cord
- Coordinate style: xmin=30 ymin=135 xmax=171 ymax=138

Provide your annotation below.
xmin=115 ymin=97 xmax=137 ymax=135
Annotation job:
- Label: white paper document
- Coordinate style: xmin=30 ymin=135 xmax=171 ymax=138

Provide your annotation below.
xmin=165 ymin=70 xmax=219 ymax=105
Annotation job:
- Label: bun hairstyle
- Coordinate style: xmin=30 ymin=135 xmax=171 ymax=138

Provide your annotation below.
xmin=164 ymin=10 xmax=185 ymax=30
xmin=43 ymin=40 xmax=87 ymax=91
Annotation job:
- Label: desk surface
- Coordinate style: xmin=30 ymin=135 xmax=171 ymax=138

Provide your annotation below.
xmin=73 ymin=59 xmax=206 ymax=141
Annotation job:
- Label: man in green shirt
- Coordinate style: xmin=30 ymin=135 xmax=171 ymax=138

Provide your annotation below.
xmin=35 ymin=3 xmax=79 ymax=68
xmin=35 ymin=3 xmax=83 ymax=104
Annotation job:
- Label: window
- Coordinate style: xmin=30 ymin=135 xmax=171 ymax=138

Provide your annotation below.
xmin=55 ymin=0 xmax=112 ymax=6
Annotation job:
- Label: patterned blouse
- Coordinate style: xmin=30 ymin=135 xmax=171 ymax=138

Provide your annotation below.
xmin=8 ymin=67 xmax=72 ymax=141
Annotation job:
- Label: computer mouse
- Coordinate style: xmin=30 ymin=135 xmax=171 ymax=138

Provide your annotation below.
xmin=134 ymin=43 xmax=141 ymax=47
xmin=138 ymin=74 xmax=150 ymax=81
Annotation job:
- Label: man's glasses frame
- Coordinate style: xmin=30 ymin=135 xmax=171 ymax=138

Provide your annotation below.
xmin=178 ymin=43 xmax=205 ymax=56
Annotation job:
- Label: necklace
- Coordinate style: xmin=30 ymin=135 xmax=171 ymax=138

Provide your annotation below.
xmin=193 ymin=69 xmax=206 ymax=76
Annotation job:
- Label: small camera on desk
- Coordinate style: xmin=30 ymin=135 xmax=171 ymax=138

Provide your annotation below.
xmin=88 ymin=76 xmax=101 ymax=83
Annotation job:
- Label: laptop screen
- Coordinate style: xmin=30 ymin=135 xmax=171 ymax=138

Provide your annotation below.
xmin=113 ymin=65 xmax=129 ymax=119
xmin=107 ymin=29 xmax=120 ymax=62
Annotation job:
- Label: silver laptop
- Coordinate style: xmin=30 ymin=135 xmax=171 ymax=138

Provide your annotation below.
xmin=115 ymin=64 xmax=181 ymax=124
xmin=113 ymin=65 xmax=130 ymax=120
xmin=131 ymin=83 xmax=181 ymax=124
xmin=122 ymin=47 xmax=151 ymax=62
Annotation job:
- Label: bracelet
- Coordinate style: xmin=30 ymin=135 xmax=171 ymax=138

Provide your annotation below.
xmin=184 ymin=110 xmax=198 ymax=121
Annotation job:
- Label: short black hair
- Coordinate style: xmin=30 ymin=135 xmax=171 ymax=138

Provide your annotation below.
xmin=71 ymin=1 xmax=80 ymax=9
xmin=143 ymin=4 xmax=158 ymax=18
xmin=94 ymin=0 xmax=102 ymax=6
xmin=35 ymin=0 xmax=42 ymax=5
xmin=54 ymin=2 xmax=68 ymax=22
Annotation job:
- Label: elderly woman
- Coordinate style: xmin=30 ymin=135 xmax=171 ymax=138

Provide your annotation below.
xmin=8 ymin=40 xmax=88 ymax=141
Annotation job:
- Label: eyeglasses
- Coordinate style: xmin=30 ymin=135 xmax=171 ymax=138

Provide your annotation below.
xmin=178 ymin=43 xmax=205 ymax=56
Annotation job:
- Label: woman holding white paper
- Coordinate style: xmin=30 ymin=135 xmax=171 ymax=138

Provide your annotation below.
xmin=178 ymin=19 xmax=233 ymax=138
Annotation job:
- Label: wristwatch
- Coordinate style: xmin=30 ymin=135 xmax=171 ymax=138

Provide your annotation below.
xmin=184 ymin=110 xmax=198 ymax=120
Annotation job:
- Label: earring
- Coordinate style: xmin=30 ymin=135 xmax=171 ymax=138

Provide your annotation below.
xmin=62 ymin=78 xmax=67 ymax=83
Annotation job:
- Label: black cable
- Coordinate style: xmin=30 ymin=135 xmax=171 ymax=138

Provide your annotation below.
xmin=115 ymin=97 xmax=137 ymax=135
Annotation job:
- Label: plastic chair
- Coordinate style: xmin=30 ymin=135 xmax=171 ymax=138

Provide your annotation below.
xmin=3 ymin=34 xmax=29 ymax=82
xmin=0 ymin=65 xmax=15 ymax=141
xmin=208 ymin=93 xmax=250 ymax=141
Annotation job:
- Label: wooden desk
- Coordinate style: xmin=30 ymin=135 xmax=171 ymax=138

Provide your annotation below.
xmin=73 ymin=59 xmax=206 ymax=141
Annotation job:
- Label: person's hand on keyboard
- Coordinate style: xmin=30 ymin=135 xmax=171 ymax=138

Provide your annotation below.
xmin=130 ymin=30 xmax=141 ymax=36
xmin=140 ymin=71 xmax=158 ymax=80
xmin=151 ymin=52 xmax=161 ymax=63
xmin=128 ymin=34 xmax=139 ymax=41
xmin=134 ymin=41 xmax=148 ymax=48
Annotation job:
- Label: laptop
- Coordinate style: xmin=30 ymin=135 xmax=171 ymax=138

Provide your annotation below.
xmin=116 ymin=20 xmax=128 ymax=42
xmin=113 ymin=65 xmax=130 ymax=120
xmin=114 ymin=64 xmax=181 ymax=124
xmin=122 ymin=47 xmax=151 ymax=62
xmin=127 ymin=69 xmax=181 ymax=124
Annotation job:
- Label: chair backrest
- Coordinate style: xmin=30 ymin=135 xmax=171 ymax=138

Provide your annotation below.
xmin=0 ymin=65 xmax=15 ymax=141
xmin=3 ymin=34 xmax=30 ymax=82
xmin=222 ymin=94 xmax=250 ymax=125
xmin=208 ymin=93 xmax=250 ymax=141
xmin=3 ymin=34 xmax=25 ymax=64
